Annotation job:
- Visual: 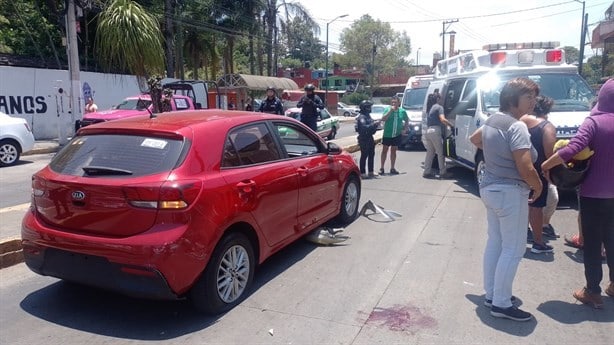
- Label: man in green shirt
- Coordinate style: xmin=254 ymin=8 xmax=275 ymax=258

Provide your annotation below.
xmin=379 ymin=96 xmax=409 ymax=175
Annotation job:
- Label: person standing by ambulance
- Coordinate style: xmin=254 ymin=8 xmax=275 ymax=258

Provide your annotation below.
xmin=259 ymin=87 xmax=284 ymax=115
xmin=355 ymin=100 xmax=380 ymax=179
xmin=422 ymin=93 xmax=453 ymax=178
xmin=379 ymin=96 xmax=408 ymax=175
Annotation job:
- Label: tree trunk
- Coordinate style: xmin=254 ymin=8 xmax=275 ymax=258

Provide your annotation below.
xmin=164 ymin=0 xmax=175 ymax=78
xmin=266 ymin=3 xmax=275 ymax=76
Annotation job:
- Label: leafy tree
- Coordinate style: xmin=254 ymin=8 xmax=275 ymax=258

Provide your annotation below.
xmin=281 ymin=16 xmax=323 ymax=65
xmin=562 ymin=46 xmax=579 ymax=64
xmin=95 ymin=0 xmax=165 ymax=77
xmin=339 ymin=15 xmax=411 ymax=90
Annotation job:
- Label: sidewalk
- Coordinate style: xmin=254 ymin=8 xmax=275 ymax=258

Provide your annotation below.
xmin=0 ymin=125 xmax=379 ymax=269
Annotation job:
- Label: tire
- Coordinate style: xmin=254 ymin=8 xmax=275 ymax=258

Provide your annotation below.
xmin=475 ymin=151 xmax=485 ymax=186
xmin=334 ymin=175 xmax=361 ymax=224
xmin=0 ymin=139 xmax=21 ymax=167
xmin=343 ymin=111 xmax=350 ymax=117
xmin=190 ymin=232 xmax=255 ymax=314
xmin=327 ymin=126 xmax=337 ymax=140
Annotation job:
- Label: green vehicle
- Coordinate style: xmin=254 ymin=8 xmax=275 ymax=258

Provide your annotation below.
xmin=282 ymin=107 xmax=340 ymax=140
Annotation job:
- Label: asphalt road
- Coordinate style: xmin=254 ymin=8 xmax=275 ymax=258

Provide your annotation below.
xmin=0 ymin=153 xmax=54 ymax=208
xmin=2 ymin=147 xmax=612 ymax=344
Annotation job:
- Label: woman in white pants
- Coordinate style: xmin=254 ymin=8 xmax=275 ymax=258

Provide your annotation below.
xmin=469 ymin=78 xmax=543 ymax=322
xmin=423 ymin=94 xmax=453 ymax=178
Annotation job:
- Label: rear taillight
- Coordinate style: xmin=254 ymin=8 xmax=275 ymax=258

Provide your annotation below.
xmin=32 ymin=176 xmax=45 ymax=197
xmin=123 ymin=180 xmax=202 ymax=210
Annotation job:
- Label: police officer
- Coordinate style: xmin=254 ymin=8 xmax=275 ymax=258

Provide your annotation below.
xmin=259 ymin=86 xmax=284 ymax=115
xmin=296 ymin=84 xmax=324 ymax=131
xmin=356 ymin=100 xmax=380 ymax=179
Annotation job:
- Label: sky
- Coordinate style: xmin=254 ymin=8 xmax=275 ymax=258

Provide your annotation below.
xmin=298 ymin=0 xmax=613 ymax=64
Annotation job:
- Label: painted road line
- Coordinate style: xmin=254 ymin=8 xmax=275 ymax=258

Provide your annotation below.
xmin=0 ymin=203 xmax=31 ymax=214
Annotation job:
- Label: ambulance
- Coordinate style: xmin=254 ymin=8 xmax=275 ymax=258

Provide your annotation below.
xmin=400 ymin=74 xmax=433 ymax=149
xmin=422 ymin=42 xmax=595 ymax=182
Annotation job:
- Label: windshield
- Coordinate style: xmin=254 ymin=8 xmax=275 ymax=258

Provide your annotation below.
xmin=480 ymin=73 xmax=594 ymax=113
xmin=115 ymin=99 xmax=152 ymax=110
xmin=402 ymin=88 xmax=428 ymax=110
xmin=371 ymin=105 xmax=386 ymax=114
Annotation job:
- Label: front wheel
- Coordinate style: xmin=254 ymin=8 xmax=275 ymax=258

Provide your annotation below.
xmin=335 ymin=175 xmax=361 ymax=224
xmin=190 ymin=232 xmax=255 ymax=314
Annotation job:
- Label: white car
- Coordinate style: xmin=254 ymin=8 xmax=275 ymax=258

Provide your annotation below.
xmin=370 ymin=104 xmax=387 ymax=129
xmin=337 ymin=102 xmax=359 ymax=117
xmin=0 ymin=112 xmax=35 ymax=167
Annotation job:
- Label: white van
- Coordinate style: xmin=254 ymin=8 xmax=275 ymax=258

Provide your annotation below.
xmin=400 ymin=74 xmax=433 ymax=149
xmin=422 ymin=42 xmax=595 ymax=181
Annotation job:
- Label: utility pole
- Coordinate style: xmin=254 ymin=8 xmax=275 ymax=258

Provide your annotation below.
xmin=441 ymin=19 xmax=458 ymax=60
xmin=64 ymin=0 xmax=81 ymax=145
xmin=575 ymin=0 xmax=586 ymax=75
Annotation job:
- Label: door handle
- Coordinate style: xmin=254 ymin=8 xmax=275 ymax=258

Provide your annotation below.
xmin=297 ymin=166 xmax=309 ymax=176
xmin=236 ymin=180 xmax=256 ymax=194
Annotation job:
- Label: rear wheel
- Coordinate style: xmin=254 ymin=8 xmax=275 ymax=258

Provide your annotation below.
xmin=335 ymin=175 xmax=360 ymax=224
xmin=190 ymin=232 xmax=255 ymax=314
xmin=343 ymin=111 xmax=350 ymax=116
xmin=0 ymin=139 xmax=21 ymax=167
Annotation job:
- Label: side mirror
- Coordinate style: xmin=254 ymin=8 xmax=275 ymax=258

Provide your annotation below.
xmin=327 ymin=142 xmax=342 ymax=155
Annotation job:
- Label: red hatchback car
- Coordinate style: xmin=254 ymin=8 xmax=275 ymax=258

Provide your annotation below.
xmin=21 ymin=110 xmax=361 ymax=314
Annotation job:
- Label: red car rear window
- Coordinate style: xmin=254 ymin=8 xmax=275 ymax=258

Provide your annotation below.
xmin=50 ymin=134 xmax=186 ymax=177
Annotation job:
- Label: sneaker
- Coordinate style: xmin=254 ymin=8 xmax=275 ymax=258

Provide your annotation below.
xmin=527 ymin=228 xmax=534 ymax=244
xmin=490 ymin=305 xmax=533 ymax=321
xmin=389 ymin=168 xmax=399 ymax=175
xmin=422 ymin=173 xmax=435 ymax=179
xmin=484 ymin=296 xmax=518 ymax=308
xmin=542 ymin=224 xmax=559 ymax=238
xmin=531 ymin=242 xmax=554 ymax=253
xmin=368 ymin=172 xmax=376 ymax=178
xmin=573 ymin=287 xmax=603 ymax=309
xmin=605 ymin=283 xmax=614 ymax=298
xmin=361 ymin=174 xmax=371 ymax=180
xmin=379 ymin=168 xmax=385 ymax=175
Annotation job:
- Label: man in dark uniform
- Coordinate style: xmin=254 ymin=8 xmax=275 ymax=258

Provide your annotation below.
xmin=356 ymin=100 xmax=380 ymax=178
xmin=259 ymin=86 xmax=284 ymax=115
xmin=296 ymin=84 xmax=324 ymax=131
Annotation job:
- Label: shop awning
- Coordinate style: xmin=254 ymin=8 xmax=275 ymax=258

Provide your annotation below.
xmin=217 ymin=73 xmax=299 ymax=91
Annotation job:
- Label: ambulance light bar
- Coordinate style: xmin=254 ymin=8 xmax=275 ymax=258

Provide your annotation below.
xmin=482 ymin=41 xmax=560 ymax=51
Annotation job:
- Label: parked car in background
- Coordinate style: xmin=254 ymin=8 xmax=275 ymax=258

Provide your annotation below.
xmin=22 ymin=110 xmax=361 ymax=315
xmin=369 ymin=104 xmax=387 ymax=129
xmin=337 ymin=102 xmax=359 ymax=116
xmin=284 ymin=107 xmax=341 ymax=140
xmin=0 ymin=112 xmax=35 ymax=167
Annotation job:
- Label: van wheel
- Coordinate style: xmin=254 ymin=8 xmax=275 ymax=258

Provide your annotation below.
xmin=335 ymin=175 xmax=360 ymax=224
xmin=475 ymin=152 xmax=485 ymax=186
xmin=190 ymin=232 xmax=255 ymax=314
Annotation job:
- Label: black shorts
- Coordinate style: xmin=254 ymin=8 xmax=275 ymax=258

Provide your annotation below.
xmin=529 ymin=175 xmax=549 ymax=208
xmin=382 ymin=135 xmax=402 ymax=147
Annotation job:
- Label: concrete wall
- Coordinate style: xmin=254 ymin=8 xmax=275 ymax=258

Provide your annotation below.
xmin=0 ymin=66 xmax=142 ymax=139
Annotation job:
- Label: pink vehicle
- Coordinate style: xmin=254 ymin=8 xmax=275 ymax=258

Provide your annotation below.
xmin=77 ymin=94 xmax=195 ymax=128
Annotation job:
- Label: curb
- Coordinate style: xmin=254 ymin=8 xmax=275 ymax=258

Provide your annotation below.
xmin=0 ymin=134 xmax=377 ymax=269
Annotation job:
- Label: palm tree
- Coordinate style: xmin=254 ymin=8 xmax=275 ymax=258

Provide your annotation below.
xmin=95 ymin=0 xmax=164 ymax=77
xmin=262 ymin=0 xmax=319 ymax=76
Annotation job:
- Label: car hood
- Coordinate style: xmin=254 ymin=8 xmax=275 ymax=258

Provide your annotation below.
xmin=546 ymin=111 xmax=590 ymax=138
xmin=83 ymin=109 xmax=147 ymax=121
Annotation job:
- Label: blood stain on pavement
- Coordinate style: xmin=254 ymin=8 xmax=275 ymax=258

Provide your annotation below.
xmin=365 ymin=304 xmax=437 ymax=332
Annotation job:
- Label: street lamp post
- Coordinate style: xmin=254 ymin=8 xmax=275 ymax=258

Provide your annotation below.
xmin=325 ymin=14 xmax=348 ymax=106
xmin=416 ymin=47 xmax=421 ymax=66
xmin=574 ymin=0 xmax=586 ymax=75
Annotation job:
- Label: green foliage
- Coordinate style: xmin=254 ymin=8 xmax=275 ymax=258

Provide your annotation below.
xmin=279 ymin=57 xmax=303 ymax=69
xmin=339 ymin=14 xmax=412 ymax=85
xmin=282 ymin=16 xmax=323 ymax=64
xmin=96 ymin=0 xmax=165 ymax=76
xmin=562 ymin=46 xmax=579 ymax=64
xmin=341 ymin=92 xmax=370 ymax=105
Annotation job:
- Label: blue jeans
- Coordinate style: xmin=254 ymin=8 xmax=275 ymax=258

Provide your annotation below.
xmin=481 ymin=183 xmax=530 ymax=308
